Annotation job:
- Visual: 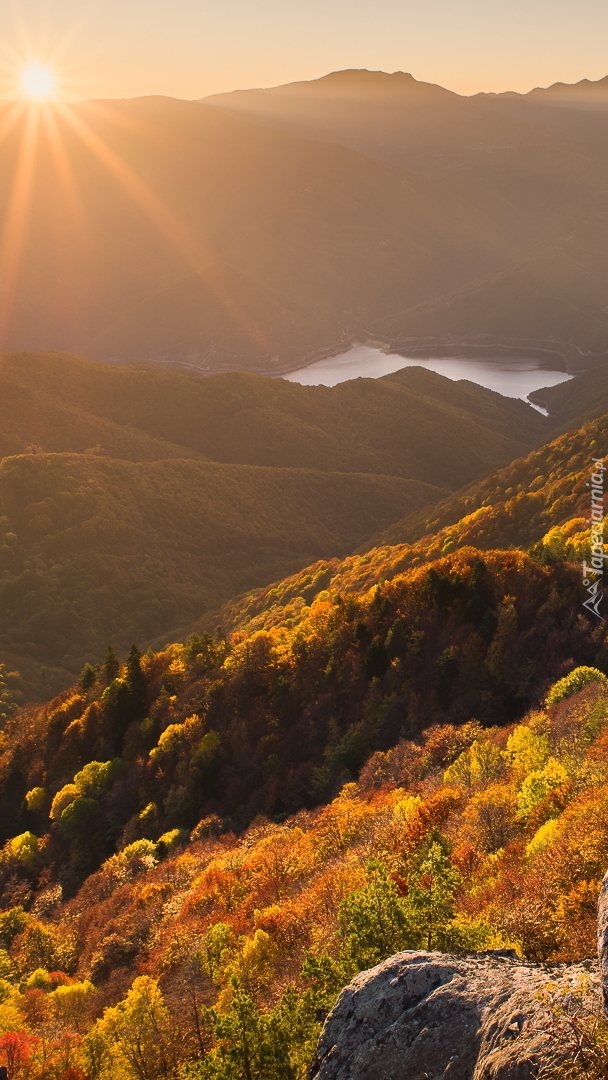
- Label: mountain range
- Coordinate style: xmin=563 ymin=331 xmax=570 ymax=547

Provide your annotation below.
xmin=500 ymin=74 xmax=608 ymax=106
xmin=3 ymin=69 xmax=608 ymax=367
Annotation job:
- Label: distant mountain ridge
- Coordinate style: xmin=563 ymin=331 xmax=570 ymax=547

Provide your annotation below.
xmin=201 ymin=68 xmax=608 ymax=368
xmin=0 ymin=353 xmax=544 ymax=484
xmin=2 ymin=70 xmax=608 ymax=367
xmin=0 ymin=351 xmax=547 ymax=698
xmin=203 ymin=68 xmax=459 ymax=106
xmin=205 ymin=67 xmax=608 ymax=108
xmin=499 ymin=74 xmax=608 ymax=105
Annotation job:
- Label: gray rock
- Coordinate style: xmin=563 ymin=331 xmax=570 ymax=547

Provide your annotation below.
xmin=597 ymin=868 xmax=608 ymax=1009
xmin=309 ymin=951 xmax=600 ymax=1080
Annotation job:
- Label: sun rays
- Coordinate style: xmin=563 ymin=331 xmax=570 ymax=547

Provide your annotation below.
xmin=0 ymin=0 xmax=270 ymax=355
xmin=57 ymin=101 xmax=216 ymax=277
xmin=0 ymin=95 xmax=271 ymax=354
xmin=0 ymin=103 xmax=42 ymax=343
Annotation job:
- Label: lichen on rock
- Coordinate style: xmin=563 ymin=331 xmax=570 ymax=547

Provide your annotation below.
xmin=309 ymin=950 xmax=600 ymax=1080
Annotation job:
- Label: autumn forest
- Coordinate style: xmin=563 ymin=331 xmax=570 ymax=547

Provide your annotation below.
xmin=0 ymin=343 xmax=606 ymax=1078
xmin=3 ymin=50 xmax=608 ymax=1080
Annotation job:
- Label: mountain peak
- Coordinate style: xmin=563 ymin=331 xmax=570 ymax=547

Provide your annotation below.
xmin=528 ymin=73 xmax=608 ymax=99
xmin=203 ymin=68 xmax=456 ymax=104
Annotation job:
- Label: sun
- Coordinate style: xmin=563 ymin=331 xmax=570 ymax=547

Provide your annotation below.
xmin=20 ymin=63 xmax=56 ymax=100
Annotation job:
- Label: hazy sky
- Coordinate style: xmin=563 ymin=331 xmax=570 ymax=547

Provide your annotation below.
xmin=1 ymin=0 xmax=607 ymax=101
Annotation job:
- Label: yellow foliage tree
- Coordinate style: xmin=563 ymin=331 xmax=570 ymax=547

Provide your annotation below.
xmin=87 ymin=975 xmax=178 ymax=1080
xmin=503 ymin=725 xmax=550 ymax=778
xmin=463 ymin=783 xmax=519 ymax=853
xmin=443 ymin=740 xmax=503 ymax=789
xmin=516 ymin=758 xmax=568 ymax=819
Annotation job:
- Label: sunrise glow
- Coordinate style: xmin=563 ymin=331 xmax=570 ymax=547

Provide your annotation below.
xmin=20 ymin=63 xmax=56 ymax=100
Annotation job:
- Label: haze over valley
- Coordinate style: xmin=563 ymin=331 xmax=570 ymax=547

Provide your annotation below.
xmin=3 ymin=69 xmax=608 ymax=372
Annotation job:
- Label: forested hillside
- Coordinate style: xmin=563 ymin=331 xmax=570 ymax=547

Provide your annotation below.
xmin=0 ymin=351 xmax=553 ymax=698
xmin=361 ymin=412 xmax=605 ymax=553
xmin=0 ymin=360 xmax=594 ymax=700
xmin=174 ymin=414 xmax=603 ymax=649
xmin=0 ymin=453 xmax=444 ymax=699
xmin=0 ymin=353 xmax=544 ymax=481
xmin=0 ymin=542 xmax=602 ymax=882
xmin=0 ymin=658 xmax=607 ymax=1077
xmin=0 ymin=399 xmax=604 ymax=1077
xmin=4 ymin=57 xmax=608 ymax=1080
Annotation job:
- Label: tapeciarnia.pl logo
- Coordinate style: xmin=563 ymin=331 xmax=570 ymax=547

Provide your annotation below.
xmin=582 ymin=457 xmax=606 ymax=621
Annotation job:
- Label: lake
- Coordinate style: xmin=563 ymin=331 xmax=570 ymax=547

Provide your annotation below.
xmin=282 ymin=345 xmax=573 ymax=408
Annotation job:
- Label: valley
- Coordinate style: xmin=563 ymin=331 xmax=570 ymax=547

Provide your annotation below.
xmin=0 ymin=350 xmax=549 ymax=699
xmin=281 ymin=342 xmax=573 ymax=403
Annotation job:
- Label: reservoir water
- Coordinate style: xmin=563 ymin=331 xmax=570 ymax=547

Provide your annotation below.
xmin=282 ymin=345 xmax=573 ymax=407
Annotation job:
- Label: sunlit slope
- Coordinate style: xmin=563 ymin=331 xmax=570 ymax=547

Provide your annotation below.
xmin=0 ymin=353 xmax=545 ymax=486
xmin=0 ymin=547 xmax=600 ymax=871
xmin=0 ymin=452 xmax=445 ymax=699
xmin=1 ymin=660 xmax=608 ymax=1072
xmin=174 ymin=415 xmax=604 ymax=645
xmin=364 ymin=414 xmax=605 ymax=553
xmin=0 ymin=95 xmax=532 ymax=369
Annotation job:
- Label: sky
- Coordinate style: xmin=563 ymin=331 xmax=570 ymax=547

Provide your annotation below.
xmin=1 ymin=0 xmax=607 ymax=102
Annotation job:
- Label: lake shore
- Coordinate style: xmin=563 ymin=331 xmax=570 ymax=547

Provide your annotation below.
xmin=280 ymin=343 xmax=575 ymax=401
xmin=102 ymin=337 xmax=606 ymax=379
xmin=269 ymin=337 xmax=602 ymax=378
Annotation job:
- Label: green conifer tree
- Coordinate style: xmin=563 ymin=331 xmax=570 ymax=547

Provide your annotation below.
xmin=103 ymin=645 xmax=120 ymax=686
xmin=126 ymin=644 xmax=147 ymax=719
xmin=78 ymin=663 xmax=98 ymax=692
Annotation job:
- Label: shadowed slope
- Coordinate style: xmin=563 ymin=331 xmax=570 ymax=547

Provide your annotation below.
xmin=529 ymin=364 xmax=608 ymax=430
xmin=0 ymin=452 xmax=445 ymax=699
xmin=0 ymin=353 xmax=545 ymax=487
xmin=204 ymin=70 xmax=608 ymax=365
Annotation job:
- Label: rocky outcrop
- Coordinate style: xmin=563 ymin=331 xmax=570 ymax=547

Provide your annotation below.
xmin=597 ymin=869 xmax=608 ymax=1009
xmin=310 ymin=950 xmax=600 ymax=1080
